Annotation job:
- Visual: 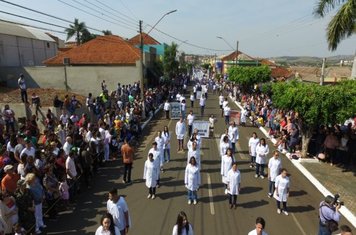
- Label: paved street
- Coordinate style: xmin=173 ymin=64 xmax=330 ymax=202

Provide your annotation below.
xmin=47 ymin=90 xmax=354 ymax=235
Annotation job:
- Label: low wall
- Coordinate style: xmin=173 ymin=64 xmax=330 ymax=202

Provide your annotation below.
xmin=0 ymin=62 xmax=141 ymax=96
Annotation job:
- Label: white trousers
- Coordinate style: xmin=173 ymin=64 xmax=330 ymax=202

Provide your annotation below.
xmin=35 ymin=203 xmax=44 ymax=231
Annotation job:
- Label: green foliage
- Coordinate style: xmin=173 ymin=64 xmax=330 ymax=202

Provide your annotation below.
xmin=102 ymin=30 xmax=112 ymax=35
xmin=163 ymin=42 xmax=179 ymax=78
xmin=260 ymin=82 xmax=272 ymax=95
xmin=65 ymin=18 xmax=87 ymax=46
xmin=81 ymin=29 xmax=96 ymax=44
xmin=228 ymin=65 xmax=271 ymax=87
xmin=272 ymin=80 xmax=356 ymax=129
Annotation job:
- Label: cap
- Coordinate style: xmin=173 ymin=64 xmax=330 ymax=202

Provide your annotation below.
xmin=24 ymin=137 xmax=31 ymax=143
xmin=4 ymin=165 xmax=14 ymax=172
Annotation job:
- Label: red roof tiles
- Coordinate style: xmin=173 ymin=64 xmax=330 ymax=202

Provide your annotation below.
xmin=44 ymin=35 xmax=140 ymax=65
xmin=128 ymin=33 xmax=160 ymax=45
xmin=271 ymin=67 xmax=292 ymax=80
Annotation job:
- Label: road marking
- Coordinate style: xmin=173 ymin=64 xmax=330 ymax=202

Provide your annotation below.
xmin=291 ymin=213 xmax=307 ymax=235
xmin=207 ymin=173 xmax=215 ymax=215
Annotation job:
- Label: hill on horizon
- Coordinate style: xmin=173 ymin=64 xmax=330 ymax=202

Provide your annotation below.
xmin=269 ymin=55 xmax=354 ymax=66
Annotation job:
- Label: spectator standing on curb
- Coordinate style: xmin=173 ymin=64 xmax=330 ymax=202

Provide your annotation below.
xmin=121 ymin=138 xmax=134 ymax=184
xmin=248 ymin=217 xmax=268 ymax=235
xmin=274 ymin=168 xmax=290 ymax=215
xmin=164 ymin=100 xmax=170 ymax=120
xmin=267 ymin=151 xmax=282 ymax=198
xmin=3 ymin=105 xmax=15 ymax=134
xmin=143 ymin=153 xmax=159 ymax=199
xmin=107 ymin=188 xmax=131 ymax=235
xmin=31 ymin=93 xmax=41 ymax=118
xmin=172 ymin=211 xmax=194 ymax=235
xmin=255 ymin=138 xmax=269 ymax=179
xmin=18 ymin=74 xmax=28 ymax=103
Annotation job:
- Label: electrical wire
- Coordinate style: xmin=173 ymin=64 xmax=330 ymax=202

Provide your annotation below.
xmin=118 ymin=0 xmax=138 ymax=22
xmin=0 ymin=18 xmax=66 ymax=34
xmin=57 ymin=0 xmax=137 ymax=32
xmin=93 ymin=0 xmax=138 ymax=24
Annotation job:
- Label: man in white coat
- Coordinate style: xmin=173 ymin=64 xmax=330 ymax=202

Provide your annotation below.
xmin=186 ymin=110 xmax=195 ymax=137
xmin=274 ymin=168 xmax=290 ymax=215
xmin=249 ymin=132 xmax=260 ymax=168
xmin=175 ymin=117 xmax=186 ymax=152
xmin=226 ymin=162 xmax=241 ymax=209
xmin=163 ymin=100 xmax=170 ymax=119
xmin=148 ymin=142 xmax=161 ymax=187
xmin=143 ymin=153 xmax=159 ymax=199
xmin=268 ymin=150 xmax=282 ymax=198
xmin=255 ymin=138 xmax=269 ymax=179
xmin=187 ymin=141 xmax=201 ymax=169
xmin=228 ymin=122 xmax=239 ymax=154
xmin=248 ymin=217 xmax=268 ymax=235
xmin=154 ymin=131 xmax=165 ymax=172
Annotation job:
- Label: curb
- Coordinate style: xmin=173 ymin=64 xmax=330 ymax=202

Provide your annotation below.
xmin=140 ymin=104 xmax=163 ymax=130
xmin=228 ymin=96 xmax=356 ymax=229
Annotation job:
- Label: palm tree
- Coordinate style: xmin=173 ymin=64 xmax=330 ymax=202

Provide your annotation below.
xmin=102 ymin=30 xmax=112 ymax=35
xmin=314 ymin=0 xmax=356 ymax=51
xmin=65 ymin=18 xmax=87 ymax=46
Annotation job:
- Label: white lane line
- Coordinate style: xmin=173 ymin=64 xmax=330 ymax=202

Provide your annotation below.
xmin=291 ymin=213 xmax=307 ymax=235
xmin=207 ymin=173 xmax=215 ymax=215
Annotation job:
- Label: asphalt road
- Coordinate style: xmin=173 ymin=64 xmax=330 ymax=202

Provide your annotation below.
xmin=46 ymin=90 xmax=353 ymax=235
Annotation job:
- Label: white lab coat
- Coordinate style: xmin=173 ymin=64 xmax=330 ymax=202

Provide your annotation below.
xmin=155 ymin=136 xmax=164 ymax=166
xmin=143 ymin=159 xmax=159 ymax=188
xmin=273 ymin=175 xmax=290 ymax=202
xmin=228 ymin=126 xmax=239 ymax=143
xmin=221 ymin=155 xmax=234 ymax=184
xmin=248 ymin=229 xmax=268 ymax=235
xmin=187 ymin=149 xmax=201 ymax=168
xmin=148 ymin=147 xmax=161 ymax=170
xmin=220 ymin=141 xmax=231 ymax=157
xmin=164 ymin=102 xmax=170 ymax=111
xmin=268 ymin=157 xmax=282 ymax=182
xmin=240 ymin=109 xmax=248 ymax=123
xmin=226 ymin=169 xmax=241 ymax=195
xmin=162 ymin=132 xmax=170 ymax=149
xmin=255 ymin=144 xmax=269 ymax=164
xmin=184 ymin=164 xmax=201 ymax=191
xmin=248 ymin=137 xmax=260 ymax=157
xmin=175 ymin=121 xmax=186 ymax=140
xmin=172 ymin=224 xmax=194 ymax=235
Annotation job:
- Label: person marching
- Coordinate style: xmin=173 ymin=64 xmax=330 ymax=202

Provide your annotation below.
xmin=186 ymin=111 xmax=195 ymax=138
xmin=267 ymin=150 xmax=282 ymax=198
xmin=148 ymin=142 xmax=161 ymax=187
xmin=221 ymin=148 xmax=234 ymax=195
xmin=273 ymin=168 xmax=290 ymax=215
xmin=226 ymin=162 xmax=241 ymax=209
xmin=249 ymin=132 xmax=260 ymax=168
xmin=220 ymin=135 xmax=231 ymax=158
xmin=164 ymin=100 xmax=171 ymax=119
xmin=184 ymin=157 xmax=200 ymax=205
xmin=162 ymin=126 xmax=171 ymax=163
xmin=219 ymin=94 xmax=224 ymax=117
xmin=143 ymin=153 xmax=159 ymax=199
xmin=175 ymin=117 xmax=186 ymax=152
xmin=187 ymin=142 xmax=201 ymax=170
xmin=228 ymin=122 xmax=239 ymax=154
xmin=255 ymin=138 xmax=269 ymax=179
xmin=190 ymin=93 xmax=195 ymax=108
xmin=154 ymin=131 xmax=165 ymax=172
xmin=223 ymin=105 xmax=231 ymax=126
xmin=248 ymin=217 xmax=268 ymax=235
xmin=172 ymin=211 xmax=194 ymax=235
xmin=199 ymin=94 xmax=206 ymax=117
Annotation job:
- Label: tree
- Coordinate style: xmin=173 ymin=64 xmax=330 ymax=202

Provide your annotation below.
xmin=314 ymin=0 xmax=356 ymax=51
xmin=102 ymin=30 xmax=112 ymax=35
xmin=81 ymin=29 xmax=96 ymax=44
xmin=228 ymin=65 xmax=271 ymax=91
xmin=271 ymin=80 xmax=356 ymax=156
xmin=65 ymin=18 xmax=87 ymax=46
xmin=163 ymin=42 xmax=179 ymax=78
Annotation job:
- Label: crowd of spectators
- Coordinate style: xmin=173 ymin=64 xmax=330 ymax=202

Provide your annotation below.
xmin=0 ymin=80 xmax=172 ymax=234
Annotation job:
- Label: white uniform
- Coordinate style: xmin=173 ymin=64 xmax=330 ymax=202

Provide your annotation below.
xmin=184 ymin=164 xmax=201 ymax=191
xmin=223 ymin=106 xmax=231 ymax=116
xmin=228 ymin=126 xmax=239 ymax=143
xmin=187 ymin=114 xmax=195 ymax=126
xmin=154 ymin=136 xmax=164 ymax=167
xmin=220 ymin=141 xmax=231 ymax=157
xmin=164 ymin=102 xmax=170 ymax=111
xmin=148 ymin=147 xmax=160 ymax=170
xmin=219 ymin=95 xmax=224 ymax=106
xmin=248 ymin=137 xmax=260 ymax=157
xmin=172 ymin=224 xmax=194 ymax=235
xmin=222 ymin=100 xmax=228 ymax=108
xmin=143 ymin=159 xmax=159 ymax=188
xmin=240 ymin=109 xmax=248 ymax=124
xmin=162 ymin=132 xmax=170 ymax=150
xmin=175 ymin=121 xmax=186 ymax=140
xmin=187 ymin=149 xmax=201 ymax=168
xmin=256 ymin=144 xmax=269 ymax=164
xmin=226 ymin=169 xmax=241 ymax=195
xmin=221 ymin=155 xmax=234 ymax=184
xmin=268 ymin=157 xmax=282 ymax=182
xmin=273 ymin=175 xmax=290 ymax=202
xmin=248 ymin=229 xmax=268 ymax=235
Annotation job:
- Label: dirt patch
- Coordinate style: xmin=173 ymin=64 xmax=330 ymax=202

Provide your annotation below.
xmin=0 ymin=87 xmax=86 ymax=106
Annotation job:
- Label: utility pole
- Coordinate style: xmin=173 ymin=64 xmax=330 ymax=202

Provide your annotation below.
xmin=139 ymin=20 xmax=146 ymax=119
xmin=320 ymin=57 xmax=326 ymax=86
xmin=235 ymin=40 xmax=239 ymax=66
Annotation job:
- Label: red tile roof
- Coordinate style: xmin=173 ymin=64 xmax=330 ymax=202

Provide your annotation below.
xmin=221 ymin=51 xmax=254 ymax=61
xmin=44 ymin=35 xmax=140 ymax=65
xmin=271 ymin=67 xmax=293 ymax=80
xmin=128 ymin=33 xmax=160 ymax=45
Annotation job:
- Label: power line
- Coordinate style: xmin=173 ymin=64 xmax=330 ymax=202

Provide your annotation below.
xmin=93 ymin=0 xmax=138 ymax=24
xmin=75 ymin=0 xmax=138 ymax=28
xmin=0 ymin=18 xmax=66 ymax=34
xmin=118 ymin=0 xmax=138 ymax=22
xmin=57 ymin=0 xmax=137 ymax=32
xmin=0 ymin=10 xmax=66 ymax=29
xmin=0 ymin=0 xmax=102 ymax=33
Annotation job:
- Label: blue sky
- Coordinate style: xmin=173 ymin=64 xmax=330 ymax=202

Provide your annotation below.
xmin=1 ymin=0 xmax=355 ymax=58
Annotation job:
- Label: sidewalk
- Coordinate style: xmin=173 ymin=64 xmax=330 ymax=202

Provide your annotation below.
xmin=229 ymin=96 xmax=356 ymax=229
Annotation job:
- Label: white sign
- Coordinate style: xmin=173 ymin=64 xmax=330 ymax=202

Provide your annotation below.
xmin=192 ymin=121 xmax=210 ymax=138
xmin=170 ymin=102 xmax=181 ymax=119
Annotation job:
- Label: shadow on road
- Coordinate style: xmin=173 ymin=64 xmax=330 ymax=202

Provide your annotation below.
xmin=238 ymin=199 xmax=269 ymax=208
xmin=287 ymin=205 xmax=315 ymax=213
xmin=200 ymin=194 xmax=227 ymax=203
xmin=289 ymin=190 xmax=308 ymax=197
xmin=158 ymin=191 xmax=187 ymax=200
xmin=240 ymin=186 xmax=263 ymax=194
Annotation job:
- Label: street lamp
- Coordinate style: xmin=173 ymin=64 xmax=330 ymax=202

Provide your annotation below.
xmin=139 ymin=10 xmax=177 ymax=119
xmin=217 ymin=36 xmax=239 ymax=66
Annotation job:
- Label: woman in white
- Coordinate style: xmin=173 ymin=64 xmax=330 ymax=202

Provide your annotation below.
xmin=190 ymin=93 xmax=195 ymax=108
xmin=95 ymin=213 xmax=120 ymax=235
xmin=240 ymin=108 xmax=248 ymax=126
xmin=181 ymin=100 xmax=187 ymax=119
xmin=249 ymin=132 xmax=260 ymax=168
xmin=172 ymin=211 xmax=194 ymax=235
xmin=255 ymin=138 xmax=269 ymax=179
xmin=226 ymin=162 xmax=241 ymax=209
xmin=220 ymin=135 xmax=231 ymax=157
xmin=273 ymin=168 xmax=290 ymax=215
xmin=268 ymin=150 xmax=282 ymax=197
xmin=175 ymin=117 xmax=186 ymax=152
xmin=154 ymin=131 xmax=164 ymax=171
xmin=209 ymin=115 xmax=217 ymax=138
xmin=221 ymin=148 xmax=234 ymax=194
xmin=143 ymin=153 xmax=159 ymax=199
xmin=184 ymin=157 xmax=200 ymax=205
xmin=248 ymin=217 xmax=268 ymax=235
xmin=162 ymin=126 xmax=171 ymax=162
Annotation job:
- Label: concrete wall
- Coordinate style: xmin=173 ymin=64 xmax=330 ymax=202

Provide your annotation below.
xmin=0 ymin=61 xmax=141 ymax=96
xmin=0 ymin=34 xmax=57 ymax=66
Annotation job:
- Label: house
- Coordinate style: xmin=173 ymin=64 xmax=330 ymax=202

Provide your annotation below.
xmin=128 ymin=33 xmax=165 ymax=57
xmin=0 ymin=21 xmax=57 ymax=66
xmin=292 ymin=66 xmax=352 ymax=83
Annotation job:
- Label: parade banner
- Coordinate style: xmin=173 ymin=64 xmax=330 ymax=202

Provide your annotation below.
xmin=192 ymin=121 xmax=210 ymax=138
xmin=170 ymin=102 xmax=181 ymax=119
xmin=230 ymin=110 xmax=240 ymax=125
